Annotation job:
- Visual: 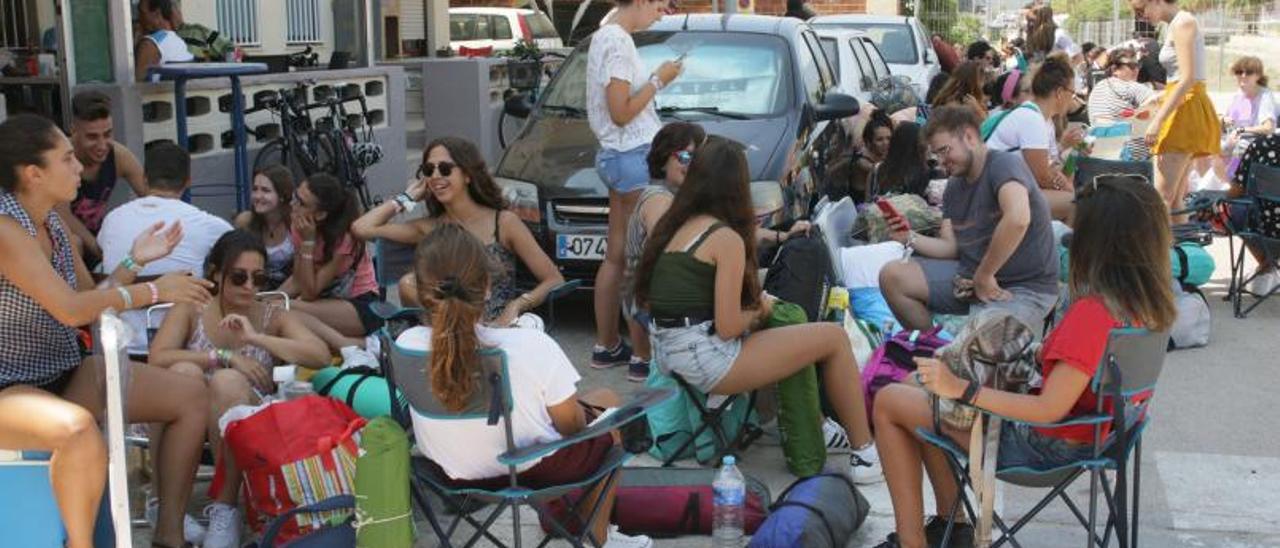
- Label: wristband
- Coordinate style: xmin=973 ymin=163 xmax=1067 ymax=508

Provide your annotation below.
xmin=121 ymin=255 xmax=144 ymax=274
xmin=116 ymin=286 xmax=133 ymax=309
xmin=146 ymin=282 xmax=159 ymax=305
xmin=394 ymin=192 xmax=417 ymax=213
xmin=648 ymin=73 xmax=665 ymax=91
xmin=960 ymin=378 xmax=981 ymax=404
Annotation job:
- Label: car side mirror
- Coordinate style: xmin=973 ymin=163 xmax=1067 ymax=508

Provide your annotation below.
xmin=815 ymin=92 xmax=859 ymax=122
xmin=503 ymin=92 xmax=534 ymax=119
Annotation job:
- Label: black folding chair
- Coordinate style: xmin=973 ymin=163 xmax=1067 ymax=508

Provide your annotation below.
xmin=918 ymin=328 xmax=1170 ymax=548
xmin=1223 ymin=163 xmax=1280 ymax=317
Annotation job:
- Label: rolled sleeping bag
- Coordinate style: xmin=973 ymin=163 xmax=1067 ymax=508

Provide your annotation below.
xmin=311 ymin=366 xmax=395 ymax=419
xmin=767 ymin=301 xmax=826 ymax=478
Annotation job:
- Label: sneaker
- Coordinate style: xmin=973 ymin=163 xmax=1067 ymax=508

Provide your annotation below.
xmin=822 ymin=417 xmax=853 ymax=453
xmin=590 ymin=340 xmax=632 ymax=369
xmin=1247 ymin=269 xmax=1280 ymax=296
xmin=850 ymin=447 xmax=884 ymax=485
xmin=925 ymin=515 xmax=975 ymax=548
xmin=362 ymin=334 xmax=382 ymax=357
xmin=144 ymin=497 xmax=206 ymax=545
xmin=603 ymin=525 xmax=653 ymax=548
xmin=202 ymin=502 xmax=243 ymax=548
xmin=340 ymin=346 xmax=379 ymax=370
xmin=626 ymin=358 xmax=650 ymax=382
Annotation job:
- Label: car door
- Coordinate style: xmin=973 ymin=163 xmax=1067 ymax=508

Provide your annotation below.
xmin=796 ymin=29 xmax=855 ymax=207
xmin=862 ymin=37 xmax=891 ymax=84
xmin=847 ymin=38 xmax=877 ymax=96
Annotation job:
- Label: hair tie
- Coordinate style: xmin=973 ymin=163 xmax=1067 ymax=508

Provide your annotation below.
xmin=435 ymin=276 xmax=470 ymax=301
xmin=1001 ymin=69 xmax=1022 ymax=105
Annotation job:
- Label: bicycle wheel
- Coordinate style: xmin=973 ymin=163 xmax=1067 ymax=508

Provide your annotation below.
xmin=255 ymin=138 xmax=314 ymax=182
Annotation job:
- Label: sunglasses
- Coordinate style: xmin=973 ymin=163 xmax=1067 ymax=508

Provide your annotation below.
xmin=417 ymin=161 xmax=457 ymax=179
xmin=227 ymin=269 xmax=269 ymax=289
xmin=1234 ymin=69 xmax=1257 ymax=76
xmin=1075 ymin=173 xmax=1150 ymax=202
xmin=674 ymin=150 xmax=693 ymax=166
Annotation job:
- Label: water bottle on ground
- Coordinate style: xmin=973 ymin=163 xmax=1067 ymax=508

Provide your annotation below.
xmin=713 ymin=455 xmax=746 ymax=547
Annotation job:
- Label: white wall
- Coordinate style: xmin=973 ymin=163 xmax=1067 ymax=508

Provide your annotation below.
xmin=183 ymin=0 xmax=337 ymax=58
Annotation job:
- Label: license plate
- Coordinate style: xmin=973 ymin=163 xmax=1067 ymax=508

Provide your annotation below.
xmin=556 ymin=234 xmax=607 ymax=261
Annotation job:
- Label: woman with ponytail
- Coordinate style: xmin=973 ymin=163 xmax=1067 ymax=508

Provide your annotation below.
xmin=396 ymin=224 xmax=652 ymax=548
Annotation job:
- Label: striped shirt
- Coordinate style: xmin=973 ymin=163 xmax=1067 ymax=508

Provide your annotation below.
xmin=0 ymin=190 xmax=82 ymax=388
xmin=1088 ymin=78 xmax=1156 ymax=160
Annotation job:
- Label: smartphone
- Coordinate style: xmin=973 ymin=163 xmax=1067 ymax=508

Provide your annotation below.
xmin=876 ymin=198 xmax=902 ymax=220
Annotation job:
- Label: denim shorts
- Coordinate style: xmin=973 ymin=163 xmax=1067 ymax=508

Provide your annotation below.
xmin=997 ymin=423 xmax=1096 ymax=471
xmin=916 ymin=258 xmax=1059 ymax=332
xmin=596 ymin=145 xmax=652 ymax=194
xmin=649 ymin=321 xmax=741 ymax=393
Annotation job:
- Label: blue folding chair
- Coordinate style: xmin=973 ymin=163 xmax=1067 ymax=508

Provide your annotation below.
xmin=917 ymin=328 xmax=1170 ymax=548
xmin=381 ymin=335 xmax=674 ymax=547
xmin=1223 ymin=163 xmax=1280 ymax=318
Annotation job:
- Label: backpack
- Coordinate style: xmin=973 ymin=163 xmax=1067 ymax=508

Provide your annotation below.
xmin=763 ymin=231 xmax=835 ymax=323
xmin=747 ymin=470 xmax=870 ymax=548
xmin=860 ymin=326 xmax=950 ymax=420
xmin=980 ymin=103 xmax=1040 ymax=142
xmin=1169 ymin=284 xmax=1211 ymax=350
xmin=176 ymin=22 xmax=236 ymax=61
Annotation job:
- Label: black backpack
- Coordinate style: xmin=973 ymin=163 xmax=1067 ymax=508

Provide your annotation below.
xmin=763 ymin=228 xmax=836 ymax=322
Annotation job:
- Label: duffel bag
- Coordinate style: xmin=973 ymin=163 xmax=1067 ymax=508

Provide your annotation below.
xmin=747 ymin=469 xmax=870 ymax=547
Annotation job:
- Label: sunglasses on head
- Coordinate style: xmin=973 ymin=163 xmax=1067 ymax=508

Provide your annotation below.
xmin=227 ymin=269 xmax=269 ymax=289
xmin=417 ymin=161 xmax=457 ymax=179
xmin=1074 ymin=173 xmax=1150 ymax=202
xmin=674 ymin=150 xmax=693 ymax=166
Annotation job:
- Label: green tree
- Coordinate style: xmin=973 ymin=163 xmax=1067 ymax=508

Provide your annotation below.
xmin=917 ymin=0 xmax=983 ymax=44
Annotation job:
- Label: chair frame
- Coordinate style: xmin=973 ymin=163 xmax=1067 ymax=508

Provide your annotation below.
xmin=1224 ymin=163 xmax=1280 ymax=318
xmin=918 ymin=328 xmax=1169 ymax=548
xmin=658 ymin=373 xmax=762 ymax=468
xmin=380 ymin=327 xmax=673 ymax=548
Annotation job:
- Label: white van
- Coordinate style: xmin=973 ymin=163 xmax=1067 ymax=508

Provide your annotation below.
xmin=810 ymin=15 xmax=940 ymax=99
xmin=450 ymin=7 xmax=565 ymax=53
xmin=814 ymin=28 xmax=893 ymax=105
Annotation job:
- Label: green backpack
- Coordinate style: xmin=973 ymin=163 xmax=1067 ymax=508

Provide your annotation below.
xmin=176 ymin=23 xmax=235 ymax=61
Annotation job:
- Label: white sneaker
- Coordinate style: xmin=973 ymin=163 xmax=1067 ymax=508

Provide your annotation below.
xmin=202 ymin=502 xmax=243 ymax=548
xmin=145 ymin=497 xmax=206 ymax=545
xmin=851 ymin=446 xmax=884 ymax=485
xmin=1247 ymin=269 xmax=1280 ymax=296
xmin=340 ymin=346 xmax=379 ymax=370
xmin=603 ymin=525 xmax=653 ymax=548
xmin=822 ymin=418 xmax=853 ymax=453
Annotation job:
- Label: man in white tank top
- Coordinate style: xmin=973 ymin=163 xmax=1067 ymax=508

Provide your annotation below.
xmin=135 ymin=0 xmax=194 ymax=81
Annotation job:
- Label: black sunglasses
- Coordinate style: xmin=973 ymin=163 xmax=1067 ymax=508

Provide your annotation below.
xmin=228 ymin=269 xmax=269 ymax=288
xmin=417 ymin=161 xmax=457 ymax=179
xmin=1075 ymin=173 xmax=1149 ymax=202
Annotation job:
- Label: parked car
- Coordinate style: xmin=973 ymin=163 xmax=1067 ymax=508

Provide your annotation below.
xmin=813 ymin=28 xmax=892 ymax=104
xmin=449 ymin=8 xmax=564 ymax=53
xmin=809 ymin=15 xmax=939 ymax=99
xmin=495 ymin=14 xmax=860 ymax=281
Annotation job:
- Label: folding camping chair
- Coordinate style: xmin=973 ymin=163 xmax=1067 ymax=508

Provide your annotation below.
xmin=1224 ymin=163 xmax=1280 ymax=318
xmin=372 ymin=237 xmax=583 ymax=331
xmin=382 ymin=334 xmax=674 ymax=547
xmin=918 ymin=328 xmax=1170 ymax=548
xmin=652 ymin=370 xmax=763 ymax=467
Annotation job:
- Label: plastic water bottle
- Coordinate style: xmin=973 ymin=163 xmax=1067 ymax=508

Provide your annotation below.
xmin=713 ymin=455 xmax=746 ymax=547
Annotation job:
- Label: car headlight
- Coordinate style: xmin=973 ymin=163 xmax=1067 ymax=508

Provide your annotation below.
xmin=496 ymin=178 xmax=541 ymax=224
xmin=751 ymin=181 xmax=785 ymax=228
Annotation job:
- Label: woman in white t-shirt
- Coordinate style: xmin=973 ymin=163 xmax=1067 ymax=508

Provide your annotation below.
xmin=985 ymin=55 xmax=1083 ymax=223
xmin=398 ymin=224 xmax=652 ymax=548
xmin=586 ymin=0 xmax=681 ymax=372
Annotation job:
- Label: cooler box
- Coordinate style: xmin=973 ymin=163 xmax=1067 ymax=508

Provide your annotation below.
xmin=0 ymin=449 xmax=115 ymax=547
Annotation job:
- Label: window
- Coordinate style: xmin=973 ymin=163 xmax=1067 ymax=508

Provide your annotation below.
xmin=525 ymin=13 xmax=560 ymax=39
xmin=849 ymin=39 xmax=875 ymax=91
xmin=286 ymin=0 xmax=323 ymax=44
xmin=812 ymin=22 xmax=917 ymax=64
xmin=492 ymin=16 xmax=513 ymax=41
xmin=818 ymin=37 xmax=841 ymax=81
xmin=449 ymin=15 xmax=475 ymax=41
xmin=217 ymin=0 xmax=260 ymax=46
xmin=1 ymin=0 xmax=33 ymax=49
xmin=864 ymin=39 xmax=890 ymax=82
xmin=798 ymin=32 xmax=832 ymax=100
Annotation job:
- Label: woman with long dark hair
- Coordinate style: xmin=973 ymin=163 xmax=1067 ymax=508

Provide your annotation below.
xmin=233 ymin=165 xmax=295 ymax=289
xmin=868 ymin=122 xmax=937 ymax=201
xmin=352 ymin=137 xmax=564 ymax=327
xmin=636 ymin=137 xmax=881 ymax=483
xmin=871 ymin=176 xmax=1177 ymax=548
xmin=930 ymin=61 xmax=990 ymax=119
xmin=0 ymin=114 xmax=213 ymax=548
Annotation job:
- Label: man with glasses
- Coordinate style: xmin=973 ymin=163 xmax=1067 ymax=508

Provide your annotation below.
xmin=98 ymin=142 xmax=234 ymax=355
xmin=1088 ymin=47 xmax=1158 ymax=161
xmin=879 ymin=105 xmax=1059 ymax=333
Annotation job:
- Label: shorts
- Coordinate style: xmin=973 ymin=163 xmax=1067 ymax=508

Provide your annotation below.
xmin=997 ymin=423 xmax=1095 ymax=470
xmin=650 ymin=320 xmax=741 ymax=393
xmin=0 ymin=367 xmax=79 ymax=396
xmin=595 ymin=145 xmax=651 ymax=194
xmin=916 ymin=258 xmax=1059 ymax=331
xmin=348 ymin=292 xmax=387 ymax=336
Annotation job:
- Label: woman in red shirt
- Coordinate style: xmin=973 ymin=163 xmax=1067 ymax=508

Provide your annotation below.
xmin=870 ymin=175 xmax=1178 ymax=548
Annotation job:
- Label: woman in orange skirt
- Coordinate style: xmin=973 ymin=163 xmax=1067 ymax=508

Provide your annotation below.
xmin=1131 ymin=0 xmax=1220 ymax=223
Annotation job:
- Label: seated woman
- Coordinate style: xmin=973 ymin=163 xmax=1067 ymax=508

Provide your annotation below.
xmin=234 ymin=165 xmax=295 ymax=290
xmin=852 ymin=111 xmax=895 ymax=199
xmin=352 ymin=137 xmax=564 ymax=327
xmin=636 ymin=137 xmax=881 ymax=483
xmin=1217 ymin=56 xmax=1276 ymax=181
xmin=986 ymin=69 xmax=1030 ymax=119
xmin=397 ymin=224 xmax=652 ymax=548
xmin=985 ymin=54 xmax=1084 ymax=223
xmin=149 ymin=229 xmax=330 ymax=548
xmin=0 ymin=114 xmax=213 ymax=548
xmin=278 ymin=173 xmax=383 ymax=356
xmin=931 ymin=62 xmax=990 ymax=120
xmin=1087 ymin=48 xmax=1158 ymax=162
xmin=867 ymin=122 xmax=941 ymax=202
xmin=870 ymin=177 xmax=1177 ymax=548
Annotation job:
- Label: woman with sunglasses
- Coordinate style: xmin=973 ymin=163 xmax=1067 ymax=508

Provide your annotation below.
xmin=1129 ymin=0 xmax=1221 ymax=223
xmin=352 ymin=137 xmax=563 ymax=327
xmin=870 ymin=176 xmax=1177 ymax=548
xmin=984 ymin=53 xmax=1083 ymax=223
xmin=1216 ymin=56 xmax=1275 ymax=181
xmin=150 ymin=229 xmax=330 ymax=547
xmin=233 ymin=165 xmax=295 ymax=290
xmin=1087 ymin=47 xmax=1158 ymax=162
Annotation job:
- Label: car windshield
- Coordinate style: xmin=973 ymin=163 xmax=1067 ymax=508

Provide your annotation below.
xmin=540 ymin=31 xmax=792 ymax=118
xmin=813 ymin=22 xmax=917 ymax=65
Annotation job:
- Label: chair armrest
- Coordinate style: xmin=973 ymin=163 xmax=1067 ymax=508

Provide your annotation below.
xmin=497 ymin=387 xmax=675 ymax=466
xmin=949 ymin=399 xmax=1112 ymax=429
xmin=259 ymin=495 xmax=355 ymax=547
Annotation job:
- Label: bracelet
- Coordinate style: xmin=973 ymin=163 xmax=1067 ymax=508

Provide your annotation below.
xmin=648 ymin=73 xmax=665 ymax=91
xmin=394 ymin=192 xmax=417 ymax=213
xmin=207 ymin=349 xmax=219 ymax=370
xmin=217 ymin=349 xmax=234 ymax=368
xmin=960 ymin=378 xmax=981 ymax=404
xmin=146 ymin=282 xmax=159 ymax=305
xmin=116 ymin=286 xmax=133 ymax=309
xmin=121 ymin=255 xmax=144 ymax=274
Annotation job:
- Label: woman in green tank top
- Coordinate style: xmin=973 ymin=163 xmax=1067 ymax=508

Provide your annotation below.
xmin=635 ymin=137 xmax=883 ymax=484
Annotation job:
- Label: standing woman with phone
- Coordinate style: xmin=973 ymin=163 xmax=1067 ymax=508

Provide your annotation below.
xmin=1130 ymin=0 xmax=1220 ymax=223
xmin=586 ymin=0 xmax=682 ymax=369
